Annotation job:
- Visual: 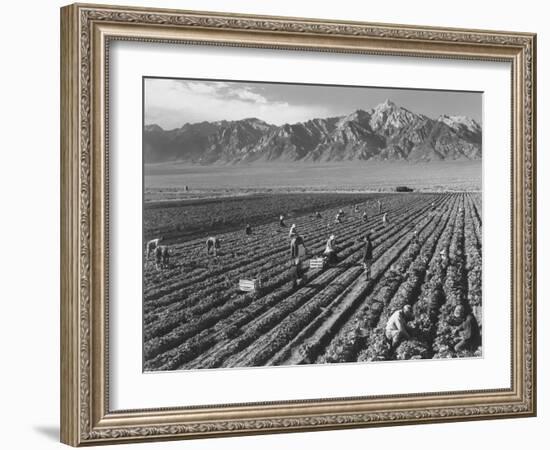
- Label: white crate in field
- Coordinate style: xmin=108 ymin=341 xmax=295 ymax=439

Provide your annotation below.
xmin=309 ymin=257 xmax=326 ymax=269
xmin=239 ymin=279 xmax=261 ymax=292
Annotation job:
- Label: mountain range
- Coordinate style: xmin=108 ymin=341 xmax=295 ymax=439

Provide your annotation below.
xmin=144 ymin=99 xmax=482 ymax=164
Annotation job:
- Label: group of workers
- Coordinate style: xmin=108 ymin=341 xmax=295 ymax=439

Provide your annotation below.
xmin=147 ymin=197 xmax=430 ymax=277
xmin=285 ymin=222 xmax=375 ymax=290
xmin=144 ymin=237 xmax=171 ymax=270
xmin=333 ymin=200 xmax=383 ymax=225
xmin=385 ymin=303 xmax=480 ymax=352
xmin=146 ymin=200 xmax=386 ymax=272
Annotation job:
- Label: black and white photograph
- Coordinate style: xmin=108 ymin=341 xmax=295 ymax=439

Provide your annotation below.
xmin=142 ymin=77 xmax=483 ymax=372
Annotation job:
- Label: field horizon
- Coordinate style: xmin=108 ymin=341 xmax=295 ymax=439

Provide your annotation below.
xmin=145 ymin=161 xmax=481 ymax=199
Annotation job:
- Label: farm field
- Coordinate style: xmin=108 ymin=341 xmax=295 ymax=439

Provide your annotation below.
xmin=145 ymin=192 xmax=390 ymax=242
xmin=143 ymin=191 xmax=482 ymax=371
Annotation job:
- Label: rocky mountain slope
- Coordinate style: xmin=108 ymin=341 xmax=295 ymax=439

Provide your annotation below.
xmin=144 ymin=99 xmax=482 ymax=164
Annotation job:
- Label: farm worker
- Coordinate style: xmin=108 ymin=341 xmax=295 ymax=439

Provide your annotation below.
xmin=279 ymin=215 xmax=286 ymax=227
xmin=354 ymin=204 xmax=360 ymax=213
xmin=452 ymin=305 xmax=481 ymax=352
xmin=289 ymin=224 xmax=297 ymax=239
xmin=335 ymin=212 xmax=343 ymax=224
xmin=288 ymin=257 xmax=305 ymax=290
xmin=290 ymin=234 xmax=307 ymax=259
xmin=185 ymin=185 xmax=189 ymax=192
xmin=145 ymin=236 xmax=163 ymax=261
xmin=206 ymin=236 xmax=220 ymax=256
xmin=362 ymin=234 xmax=374 ymax=280
xmin=315 ymin=211 xmax=322 ymax=219
xmin=160 ymin=246 xmax=170 ymax=269
xmin=382 ymin=213 xmax=388 ymax=226
xmin=154 ymin=245 xmax=164 ymax=270
xmin=377 ymin=199 xmax=383 ymax=213
xmin=385 ymin=305 xmax=414 ymax=349
xmin=324 ymin=234 xmax=338 ymax=264
xmin=430 ymin=201 xmax=435 ymax=212
xmin=362 ymin=211 xmax=368 ymax=222
xmin=245 ymin=223 xmax=252 ymax=235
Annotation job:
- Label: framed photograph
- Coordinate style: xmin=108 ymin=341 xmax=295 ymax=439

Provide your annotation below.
xmin=60 ymin=3 xmax=537 ymax=446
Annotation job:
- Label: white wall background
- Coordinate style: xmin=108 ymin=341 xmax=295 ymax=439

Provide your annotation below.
xmin=0 ymin=0 xmax=546 ymax=449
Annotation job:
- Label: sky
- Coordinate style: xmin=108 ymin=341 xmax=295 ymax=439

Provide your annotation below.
xmin=144 ymin=77 xmax=482 ymax=130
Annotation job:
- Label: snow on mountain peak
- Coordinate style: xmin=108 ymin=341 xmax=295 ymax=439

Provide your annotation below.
xmin=370 ymin=99 xmax=416 ymax=131
xmin=378 ymin=98 xmax=396 ymax=109
xmin=438 ymin=115 xmax=481 ymax=133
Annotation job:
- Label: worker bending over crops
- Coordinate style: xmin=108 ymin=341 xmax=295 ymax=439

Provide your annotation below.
xmin=362 ymin=234 xmax=374 ymax=280
xmin=290 ymin=234 xmax=307 ymax=260
xmin=145 ymin=236 xmax=163 ymax=265
xmin=154 ymin=245 xmax=170 ymax=270
xmin=206 ymin=236 xmax=221 ymax=256
xmin=288 ymin=257 xmax=305 ymax=290
xmin=324 ymin=234 xmax=338 ymax=264
xmin=452 ymin=305 xmax=481 ymax=352
xmin=385 ymin=305 xmax=414 ymax=349
xmin=162 ymin=246 xmax=170 ymax=268
xmin=154 ymin=245 xmax=163 ymax=270
xmin=279 ymin=215 xmax=286 ymax=227
xmin=335 ymin=211 xmax=344 ymax=224
xmin=362 ymin=211 xmax=368 ymax=222
xmin=315 ymin=211 xmax=322 ymax=219
xmin=245 ymin=223 xmax=252 ymax=235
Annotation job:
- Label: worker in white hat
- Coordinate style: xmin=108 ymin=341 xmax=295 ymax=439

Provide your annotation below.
xmin=289 ymin=223 xmax=297 ymax=239
xmin=323 ymin=234 xmax=338 ymax=264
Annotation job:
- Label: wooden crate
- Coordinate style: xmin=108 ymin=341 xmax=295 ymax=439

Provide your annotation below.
xmin=309 ymin=257 xmax=326 ymax=270
xmin=239 ymin=279 xmax=261 ymax=292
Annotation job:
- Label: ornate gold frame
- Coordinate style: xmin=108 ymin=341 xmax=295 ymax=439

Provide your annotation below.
xmin=60 ymin=3 xmax=536 ymax=446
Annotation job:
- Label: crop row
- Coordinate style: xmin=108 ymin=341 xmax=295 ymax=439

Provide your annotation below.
xmin=317 ymin=195 xmax=459 ymax=363
xmin=398 ymin=195 xmax=463 ymax=359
